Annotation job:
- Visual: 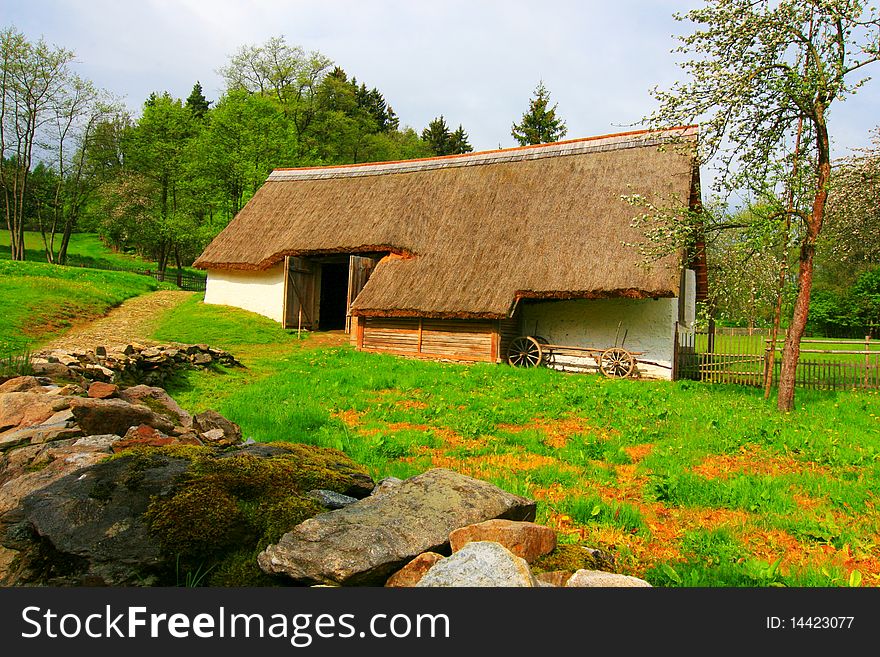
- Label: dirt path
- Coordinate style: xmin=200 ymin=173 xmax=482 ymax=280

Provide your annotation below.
xmin=42 ymin=290 xmax=195 ymax=352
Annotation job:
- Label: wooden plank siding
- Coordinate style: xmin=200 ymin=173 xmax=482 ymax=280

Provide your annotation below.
xmin=498 ymin=316 xmax=521 ymax=365
xmin=359 ymin=317 xmax=498 ymax=362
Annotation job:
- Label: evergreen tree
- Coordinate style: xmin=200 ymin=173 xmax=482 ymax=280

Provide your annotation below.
xmin=185 ymin=81 xmax=211 ymax=118
xmin=511 ymin=81 xmax=567 ymax=145
xmin=449 ymin=125 xmax=473 ymax=154
xmin=421 ymin=115 xmax=452 ymax=155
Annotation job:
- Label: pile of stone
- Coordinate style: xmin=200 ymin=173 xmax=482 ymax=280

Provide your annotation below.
xmin=0 ymin=375 xmax=244 ymax=514
xmin=29 ymin=343 xmax=241 ymax=387
xmin=259 ymin=468 xmax=651 ymax=588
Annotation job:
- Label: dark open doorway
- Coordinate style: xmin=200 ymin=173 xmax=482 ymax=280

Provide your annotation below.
xmin=318 ymin=261 xmax=349 ymax=330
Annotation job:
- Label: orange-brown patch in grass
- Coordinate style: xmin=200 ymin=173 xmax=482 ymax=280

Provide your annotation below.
xmin=691 ymin=444 xmax=831 ymax=480
xmin=331 ymin=409 xmax=363 ymax=427
xmin=738 ymin=527 xmax=880 ymax=580
xmin=498 ymin=415 xmax=604 ymax=449
xmin=396 ymin=399 xmax=428 ymax=410
xmin=624 ymin=443 xmax=654 ymax=463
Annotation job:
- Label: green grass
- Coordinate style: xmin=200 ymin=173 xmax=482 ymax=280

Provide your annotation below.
xmin=0 ymin=230 xmax=203 ymax=276
xmin=0 ymin=260 xmax=164 ymax=352
xmin=696 ymin=332 xmax=880 ymax=364
xmin=149 ymin=298 xmax=880 ymax=587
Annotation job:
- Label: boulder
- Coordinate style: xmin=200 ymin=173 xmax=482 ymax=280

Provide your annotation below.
xmin=0 ymin=435 xmax=119 ymax=516
xmin=0 ymin=377 xmax=42 ymax=394
xmin=118 ymin=385 xmax=192 ymax=427
xmin=385 ymin=552 xmax=444 ymax=587
xmin=87 ymin=382 xmax=119 ymax=399
xmin=258 ymin=468 xmax=536 ymax=586
xmin=192 ymin=353 xmax=213 ymax=366
xmin=449 ymin=519 xmax=557 ymax=563
xmin=30 ymin=362 xmax=72 ymax=379
xmin=0 ymin=392 xmax=61 ymax=434
xmin=1 ymin=441 xmax=373 ymax=586
xmin=416 ymin=541 xmax=537 ymax=587
xmin=565 ymin=569 xmax=652 ymax=587
xmin=193 ymin=410 xmax=240 ymax=443
xmin=68 ymin=397 xmax=175 ymax=436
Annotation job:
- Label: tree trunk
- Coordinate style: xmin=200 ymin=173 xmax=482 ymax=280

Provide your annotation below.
xmin=777 ymin=116 xmax=831 ymax=412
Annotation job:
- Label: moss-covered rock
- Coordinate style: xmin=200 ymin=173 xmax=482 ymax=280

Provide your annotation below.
xmin=1 ymin=442 xmax=374 ymax=586
xmin=531 ymin=543 xmax=617 ymax=575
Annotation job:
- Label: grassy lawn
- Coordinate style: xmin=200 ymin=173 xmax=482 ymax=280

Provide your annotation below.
xmin=0 ymin=230 xmax=202 ymax=276
xmin=154 ymin=296 xmax=880 ymax=587
xmin=696 ymin=332 xmax=880 ymax=364
xmin=0 ymin=260 xmax=167 ymax=353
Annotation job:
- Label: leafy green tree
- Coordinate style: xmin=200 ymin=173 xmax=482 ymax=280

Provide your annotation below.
xmin=122 ymin=92 xmax=197 ymax=276
xmin=0 ymin=26 xmax=75 ymax=260
xmin=645 ymin=0 xmax=880 ymax=411
xmin=218 ymin=35 xmax=332 ymax=154
xmin=511 ymin=81 xmax=567 ymax=146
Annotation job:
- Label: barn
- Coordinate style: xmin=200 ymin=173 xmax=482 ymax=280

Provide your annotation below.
xmin=193 ymin=126 xmax=703 ymax=379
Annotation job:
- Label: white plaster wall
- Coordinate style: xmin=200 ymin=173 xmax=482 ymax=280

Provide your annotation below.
xmin=204 ymin=264 xmax=286 ymax=324
xmin=520 ymin=297 xmax=679 ymax=379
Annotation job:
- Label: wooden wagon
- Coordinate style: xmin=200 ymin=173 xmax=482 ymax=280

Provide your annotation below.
xmin=506 ymin=335 xmax=642 ymax=378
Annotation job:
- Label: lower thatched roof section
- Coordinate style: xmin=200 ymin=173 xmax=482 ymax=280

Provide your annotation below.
xmin=195 ymin=127 xmax=698 ymax=318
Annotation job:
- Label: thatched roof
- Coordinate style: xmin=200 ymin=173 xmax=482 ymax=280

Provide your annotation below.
xmin=194 ymin=126 xmax=699 ymax=319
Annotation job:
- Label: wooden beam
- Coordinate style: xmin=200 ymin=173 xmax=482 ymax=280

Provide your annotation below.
xmin=281 ymin=256 xmax=290 ymax=329
xmin=490 ymin=323 xmax=499 ymax=363
xmin=417 ymin=318 xmax=424 ymax=354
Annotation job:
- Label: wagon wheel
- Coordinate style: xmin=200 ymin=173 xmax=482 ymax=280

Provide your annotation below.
xmin=599 ymin=347 xmax=635 ymax=378
xmin=507 ymin=336 xmax=544 ymax=368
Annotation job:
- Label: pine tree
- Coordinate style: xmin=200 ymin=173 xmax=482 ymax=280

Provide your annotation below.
xmin=449 ymin=125 xmax=473 ymax=154
xmin=511 ymin=81 xmax=567 ymax=146
xmin=421 ymin=115 xmax=452 ymax=155
xmin=185 ymin=81 xmax=211 ymax=119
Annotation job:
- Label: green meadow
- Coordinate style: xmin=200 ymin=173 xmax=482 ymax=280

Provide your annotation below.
xmin=154 ymin=295 xmax=880 ymax=587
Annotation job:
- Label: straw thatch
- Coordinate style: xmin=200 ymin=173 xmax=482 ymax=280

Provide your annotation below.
xmin=194 ymin=126 xmax=699 ymax=318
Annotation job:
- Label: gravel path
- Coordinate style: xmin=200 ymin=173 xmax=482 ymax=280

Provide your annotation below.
xmin=42 ymin=290 xmax=194 ymax=352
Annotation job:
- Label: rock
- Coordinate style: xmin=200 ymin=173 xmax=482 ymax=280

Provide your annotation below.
xmin=112 ymin=424 xmax=202 ymax=452
xmin=141 ymin=347 xmax=162 ymax=358
xmin=68 ymin=397 xmax=175 ymax=436
xmin=118 ymin=385 xmax=192 ymax=427
xmin=258 ymin=468 xmax=536 ymax=586
xmin=1 ymin=441 xmax=373 ymax=587
xmin=30 ymin=362 xmax=72 ymax=379
xmin=307 ymin=489 xmax=359 ymax=509
xmin=0 ymin=392 xmax=59 ymax=433
xmin=534 ymin=570 xmax=573 ymax=587
xmin=0 ymin=452 xmax=188 ymax=585
xmin=82 ymin=364 xmax=115 ymax=381
xmin=191 ymin=353 xmax=213 ymax=366
xmin=88 ymin=382 xmax=119 ymax=399
xmin=565 ymin=569 xmax=652 ymax=587
xmin=385 ymin=552 xmax=444 ymax=587
xmin=449 ymin=519 xmax=557 ymax=563
xmin=122 ymin=345 xmax=135 ymax=356
xmin=95 ymin=346 xmax=107 ymax=357
xmin=371 ymin=476 xmax=402 ymax=497
xmin=0 ymin=377 xmax=43 ymax=394
xmin=0 ymin=435 xmax=119 ymax=516
xmin=416 ymin=541 xmax=537 ymax=587
xmin=193 ymin=410 xmax=240 ymax=443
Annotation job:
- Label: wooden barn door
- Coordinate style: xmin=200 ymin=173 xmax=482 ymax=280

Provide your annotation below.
xmin=346 ymin=255 xmax=378 ymax=332
xmin=284 ymin=256 xmax=317 ymax=330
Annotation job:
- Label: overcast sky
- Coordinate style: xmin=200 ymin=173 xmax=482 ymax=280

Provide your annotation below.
xmin=4 ymin=0 xmax=879 ymax=163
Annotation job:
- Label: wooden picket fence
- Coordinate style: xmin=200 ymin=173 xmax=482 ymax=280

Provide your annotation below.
xmin=674 ymin=325 xmax=880 ymax=390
